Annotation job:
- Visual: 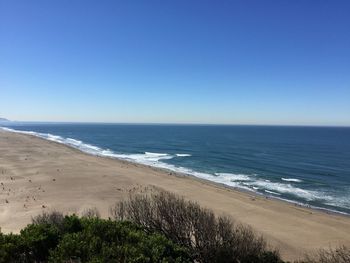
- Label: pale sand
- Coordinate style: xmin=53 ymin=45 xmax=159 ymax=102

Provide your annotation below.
xmin=0 ymin=130 xmax=349 ymax=261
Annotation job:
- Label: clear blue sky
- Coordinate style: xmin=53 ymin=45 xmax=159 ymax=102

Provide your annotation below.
xmin=1 ymin=1 xmax=349 ymax=125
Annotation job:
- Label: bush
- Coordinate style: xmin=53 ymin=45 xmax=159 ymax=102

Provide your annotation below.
xmin=0 ymin=231 xmax=25 ymax=262
xmin=31 ymin=211 xmax=64 ymax=227
xmin=20 ymin=223 xmax=60 ymax=261
xmin=111 ymin=190 xmax=282 ymax=263
xmin=49 ymin=219 xmax=191 ymax=263
xmin=0 ymin=215 xmax=191 ymax=263
xmin=302 ymin=246 xmax=350 ymax=263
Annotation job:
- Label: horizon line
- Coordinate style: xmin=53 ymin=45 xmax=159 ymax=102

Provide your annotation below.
xmin=2 ymin=120 xmax=350 ymax=128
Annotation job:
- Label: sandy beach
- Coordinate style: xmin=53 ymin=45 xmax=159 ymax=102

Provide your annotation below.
xmin=0 ymin=130 xmax=349 ymax=261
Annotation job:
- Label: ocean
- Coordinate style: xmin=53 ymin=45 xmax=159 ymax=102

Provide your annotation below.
xmin=1 ymin=123 xmax=350 ymax=214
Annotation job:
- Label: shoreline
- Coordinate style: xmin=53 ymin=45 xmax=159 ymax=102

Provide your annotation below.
xmin=1 ymin=129 xmax=350 ymax=261
xmin=2 ymin=126 xmax=348 ymax=217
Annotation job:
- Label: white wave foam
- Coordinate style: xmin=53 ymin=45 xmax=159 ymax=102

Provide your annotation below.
xmin=66 ymin=138 xmax=83 ymax=144
xmin=215 ymin=173 xmax=251 ymax=181
xmin=324 ymin=192 xmax=350 ymax=210
xmin=281 ymin=178 xmax=302 ymax=183
xmin=1 ymin=127 xmax=105 ymax=156
xmin=119 ymin=152 xmax=174 ymax=163
xmin=265 ymin=190 xmax=281 ymax=196
xmin=176 ymin=153 xmax=191 ymax=157
xmin=145 ymin=152 xmax=168 ymax=157
xmin=245 ymin=180 xmax=324 ymax=201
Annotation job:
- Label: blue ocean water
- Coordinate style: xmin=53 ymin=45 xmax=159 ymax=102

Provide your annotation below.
xmin=2 ymin=123 xmax=350 ymax=214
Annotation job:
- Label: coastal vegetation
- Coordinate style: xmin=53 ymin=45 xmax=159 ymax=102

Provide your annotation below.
xmin=111 ymin=190 xmax=281 ymax=263
xmin=0 ymin=190 xmax=348 ymax=262
xmin=300 ymin=246 xmax=350 ymax=263
xmin=0 ymin=213 xmax=191 ymax=262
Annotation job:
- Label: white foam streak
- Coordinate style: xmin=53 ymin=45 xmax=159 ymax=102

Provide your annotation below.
xmin=265 ymin=190 xmax=281 ymax=196
xmin=281 ymin=178 xmax=302 ymax=183
xmin=215 ymin=173 xmax=251 ymax=181
xmin=145 ymin=152 xmax=168 ymax=157
xmin=176 ymin=153 xmax=192 ymax=157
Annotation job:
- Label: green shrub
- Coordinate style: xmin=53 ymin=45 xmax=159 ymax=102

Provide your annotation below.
xmin=20 ymin=223 xmax=60 ymax=261
xmin=0 ymin=231 xmax=25 ymax=262
xmin=50 ymin=219 xmax=190 ymax=262
xmin=0 ymin=216 xmax=191 ymax=263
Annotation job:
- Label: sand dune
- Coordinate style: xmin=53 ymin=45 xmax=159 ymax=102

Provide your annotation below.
xmin=0 ymin=130 xmax=349 ymax=261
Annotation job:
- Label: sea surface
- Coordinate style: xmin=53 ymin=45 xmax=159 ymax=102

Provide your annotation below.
xmin=1 ymin=123 xmax=350 ymax=214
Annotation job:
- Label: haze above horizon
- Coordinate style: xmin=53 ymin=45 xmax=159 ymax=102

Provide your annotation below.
xmin=1 ymin=1 xmax=349 ymax=126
